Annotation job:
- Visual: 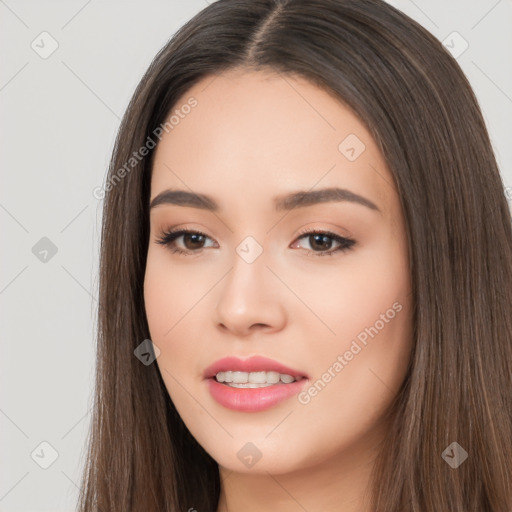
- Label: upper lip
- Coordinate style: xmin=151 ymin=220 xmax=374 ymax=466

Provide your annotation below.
xmin=204 ymin=356 xmax=308 ymax=379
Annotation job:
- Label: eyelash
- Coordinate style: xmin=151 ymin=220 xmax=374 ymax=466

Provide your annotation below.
xmin=155 ymin=228 xmax=356 ymax=257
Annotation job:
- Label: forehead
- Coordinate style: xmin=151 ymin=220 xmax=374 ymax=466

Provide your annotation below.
xmin=150 ymin=68 xmax=396 ymax=216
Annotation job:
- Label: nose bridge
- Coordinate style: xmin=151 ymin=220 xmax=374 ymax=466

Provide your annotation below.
xmin=214 ymin=235 xmax=287 ymax=334
xmin=221 ymin=238 xmax=270 ymax=309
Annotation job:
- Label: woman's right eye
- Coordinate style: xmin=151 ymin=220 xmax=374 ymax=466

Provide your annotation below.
xmin=156 ymin=229 xmax=217 ymax=255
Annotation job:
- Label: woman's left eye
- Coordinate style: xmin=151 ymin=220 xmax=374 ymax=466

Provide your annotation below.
xmin=297 ymin=230 xmax=356 ymax=256
xmin=155 ymin=229 xmax=355 ymax=256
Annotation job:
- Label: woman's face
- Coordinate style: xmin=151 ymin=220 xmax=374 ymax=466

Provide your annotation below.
xmin=144 ymin=68 xmax=413 ymax=475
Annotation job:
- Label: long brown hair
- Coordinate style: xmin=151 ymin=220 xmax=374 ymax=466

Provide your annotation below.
xmin=77 ymin=0 xmax=512 ymax=510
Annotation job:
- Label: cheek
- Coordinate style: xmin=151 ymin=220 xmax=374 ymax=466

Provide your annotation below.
xmin=285 ymin=241 xmax=410 ymax=348
xmin=143 ymin=252 xmax=197 ymax=397
xmin=143 ymin=249 xmax=205 ymax=340
xmin=294 ymin=240 xmax=412 ymax=418
xmin=143 ymin=249 xmax=219 ymax=390
xmin=293 ymin=302 xmax=412 ymax=460
xmin=300 ymin=301 xmax=413 ymax=448
xmin=143 ymin=254 xmax=198 ymax=409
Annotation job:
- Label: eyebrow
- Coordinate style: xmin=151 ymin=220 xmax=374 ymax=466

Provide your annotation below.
xmin=149 ymin=187 xmax=381 ymax=213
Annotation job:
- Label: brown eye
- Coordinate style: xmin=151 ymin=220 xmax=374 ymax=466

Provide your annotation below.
xmin=292 ymin=230 xmax=356 ymax=256
xmin=182 ymin=232 xmax=207 ymax=250
xmin=308 ymin=233 xmax=335 ymax=251
xmin=155 ymin=229 xmax=217 ymax=255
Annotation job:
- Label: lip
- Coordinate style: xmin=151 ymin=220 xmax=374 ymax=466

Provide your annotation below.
xmin=204 ymin=356 xmax=309 ymax=412
xmin=203 ymin=355 xmax=308 ymax=379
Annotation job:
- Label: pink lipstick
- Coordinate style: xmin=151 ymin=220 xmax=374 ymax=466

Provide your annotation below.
xmin=204 ymin=356 xmax=308 ymax=412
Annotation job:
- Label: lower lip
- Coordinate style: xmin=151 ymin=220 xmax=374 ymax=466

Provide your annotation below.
xmin=206 ymin=377 xmax=308 ymax=412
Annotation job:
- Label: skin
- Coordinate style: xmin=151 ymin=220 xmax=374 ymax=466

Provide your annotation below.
xmin=144 ymin=67 xmax=413 ymax=512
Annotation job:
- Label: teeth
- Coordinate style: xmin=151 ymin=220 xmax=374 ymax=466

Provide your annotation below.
xmin=215 ymin=370 xmax=297 ymax=385
xmin=249 ymin=371 xmax=266 ymax=384
xmin=280 ymin=374 xmax=295 ymax=384
xmin=232 ymin=371 xmax=247 ymax=384
xmin=266 ymin=371 xmax=280 ymax=384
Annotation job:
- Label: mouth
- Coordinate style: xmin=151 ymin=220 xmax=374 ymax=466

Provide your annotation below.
xmin=204 ymin=355 xmax=308 ymax=412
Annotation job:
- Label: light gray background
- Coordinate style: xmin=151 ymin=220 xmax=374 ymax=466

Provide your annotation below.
xmin=1 ymin=1 xmax=510 ymax=510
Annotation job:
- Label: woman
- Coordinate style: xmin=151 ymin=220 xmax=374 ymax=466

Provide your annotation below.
xmin=78 ymin=0 xmax=512 ymax=510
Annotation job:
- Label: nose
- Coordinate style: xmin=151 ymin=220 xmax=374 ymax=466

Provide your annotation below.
xmin=214 ymin=250 xmax=287 ymax=338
